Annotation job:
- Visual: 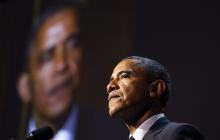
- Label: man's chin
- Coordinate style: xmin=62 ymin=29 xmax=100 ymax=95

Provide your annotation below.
xmin=45 ymin=105 xmax=72 ymax=122
xmin=108 ymin=106 xmax=134 ymax=122
xmin=108 ymin=107 xmax=123 ymax=118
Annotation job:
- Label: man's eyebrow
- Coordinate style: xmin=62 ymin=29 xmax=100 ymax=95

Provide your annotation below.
xmin=109 ymin=70 xmax=133 ymax=81
xmin=118 ymin=70 xmax=133 ymax=76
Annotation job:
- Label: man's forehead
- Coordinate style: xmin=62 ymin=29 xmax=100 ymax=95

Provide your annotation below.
xmin=35 ymin=8 xmax=77 ymax=49
xmin=112 ymin=59 xmax=142 ymax=74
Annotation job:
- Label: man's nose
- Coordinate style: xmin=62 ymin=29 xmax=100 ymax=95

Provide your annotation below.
xmin=107 ymin=80 xmax=119 ymax=94
xmin=55 ymin=49 xmax=68 ymax=72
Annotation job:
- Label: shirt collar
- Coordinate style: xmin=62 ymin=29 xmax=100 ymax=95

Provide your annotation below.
xmin=129 ymin=113 xmax=165 ymax=140
xmin=28 ymin=104 xmax=79 ymax=140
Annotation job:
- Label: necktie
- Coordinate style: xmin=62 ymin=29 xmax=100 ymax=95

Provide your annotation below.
xmin=128 ymin=136 xmax=135 ymax=140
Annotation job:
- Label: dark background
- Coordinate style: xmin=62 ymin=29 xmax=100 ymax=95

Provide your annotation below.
xmin=0 ymin=0 xmax=219 ymax=139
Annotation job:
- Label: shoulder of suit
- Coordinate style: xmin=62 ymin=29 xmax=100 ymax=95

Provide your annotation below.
xmin=159 ymin=122 xmax=206 ymax=140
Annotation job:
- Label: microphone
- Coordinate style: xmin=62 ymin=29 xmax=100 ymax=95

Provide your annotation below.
xmin=26 ymin=126 xmax=54 ymax=140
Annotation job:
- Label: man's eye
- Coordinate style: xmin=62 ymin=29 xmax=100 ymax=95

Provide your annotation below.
xmin=39 ymin=51 xmax=53 ymax=64
xmin=120 ymin=73 xmax=130 ymax=79
xmin=66 ymin=39 xmax=77 ymax=49
xmin=66 ymin=36 xmax=80 ymax=49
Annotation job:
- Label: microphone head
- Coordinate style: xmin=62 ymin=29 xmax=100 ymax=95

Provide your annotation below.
xmin=26 ymin=126 xmax=54 ymax=140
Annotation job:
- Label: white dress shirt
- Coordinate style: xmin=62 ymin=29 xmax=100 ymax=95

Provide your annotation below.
xmin=28 ymin=104 xmax=79 ymax=140
xmin=129 ymin=113 xmax=165 ymax=140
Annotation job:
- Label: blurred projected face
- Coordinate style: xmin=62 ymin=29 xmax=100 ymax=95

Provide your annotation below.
xmin=29 ymin=7 xmax=82 ymax=121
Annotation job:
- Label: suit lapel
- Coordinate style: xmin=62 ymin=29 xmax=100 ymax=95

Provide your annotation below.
xmin=142 ymin=117 xmax=170 ymax=140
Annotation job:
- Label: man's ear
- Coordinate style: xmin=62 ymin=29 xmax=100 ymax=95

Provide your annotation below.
xmin=17 ymin=73 xmax=31 ymax=104
xmin=148 ymin=80 xmax=166 ymax=98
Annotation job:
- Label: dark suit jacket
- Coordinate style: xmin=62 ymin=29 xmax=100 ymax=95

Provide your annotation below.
xmin=143 ymin=117 xmax=206 ymax=140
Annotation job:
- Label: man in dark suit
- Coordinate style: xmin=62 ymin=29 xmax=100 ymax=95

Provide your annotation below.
xmin=106 ymin=56 xmax=206 ymax=140
xmin=16 ymin=2 xmax=127 ymax=140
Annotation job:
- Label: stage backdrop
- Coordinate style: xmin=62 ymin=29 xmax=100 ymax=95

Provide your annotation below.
xmin=0 ymin=0 xmax=219 ymax=140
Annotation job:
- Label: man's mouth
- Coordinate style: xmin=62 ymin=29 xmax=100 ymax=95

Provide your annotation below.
xmin=108 ymin=90 xmax=122 ymax=102
xmin=48 ymin=78 xmax=72 ymax=97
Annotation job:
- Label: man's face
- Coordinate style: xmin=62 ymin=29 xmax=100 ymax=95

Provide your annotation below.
xmin=29 ymin=8 xmax=82 ymax=121
xmin=106 ymin=59 xmax=151 ymax=120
